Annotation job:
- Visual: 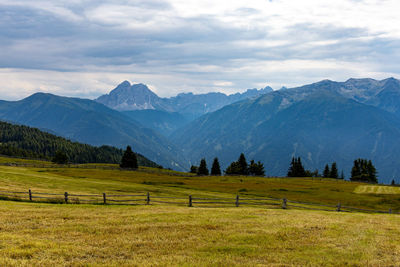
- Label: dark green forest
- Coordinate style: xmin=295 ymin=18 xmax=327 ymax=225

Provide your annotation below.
xmin=0 ymin=121 xmax=158 ymax=167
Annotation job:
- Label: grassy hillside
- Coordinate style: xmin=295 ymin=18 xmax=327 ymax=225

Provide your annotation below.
xmin=1 ymin=156 xmax=400 ymax=266
xmin=0 ymin=121 xmax=159 ymax=167
xmin=0 ymin=156 xmax=399 ymax=211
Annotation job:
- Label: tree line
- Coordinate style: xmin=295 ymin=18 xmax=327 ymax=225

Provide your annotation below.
xmin=287 ymin=156 xmax=378 ymax=183
xmin=190 ymin=153 xmax=265 ymax=177
xmin=189 ymin=153 xmax=378 ymax=183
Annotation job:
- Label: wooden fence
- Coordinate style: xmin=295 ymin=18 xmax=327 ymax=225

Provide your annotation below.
xmin=0 ymin=189 xmax=398 ymax=214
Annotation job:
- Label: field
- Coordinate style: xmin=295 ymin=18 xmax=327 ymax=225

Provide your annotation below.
xmin=1 ymin=156 xmax=400 ymax=266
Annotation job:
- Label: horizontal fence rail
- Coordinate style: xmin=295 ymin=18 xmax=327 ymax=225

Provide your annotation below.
xmin=0 ymin=189 xmax=399 ymax=215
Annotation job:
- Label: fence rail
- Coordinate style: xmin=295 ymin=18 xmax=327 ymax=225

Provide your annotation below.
xmin=0 ymin=189 xmax=398 ymax=215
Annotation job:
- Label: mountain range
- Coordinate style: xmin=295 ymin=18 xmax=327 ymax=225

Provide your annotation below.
xmin=95 ymin=81 xmax=272 ymax=136
xmin=1 ymin=78 xmax=400 ymax=183
xmin=0 ymin=93 xmax=187 ymax=170
xmin=171 ymin=78 xmax=400 ymax=183
xmin=96 ymin=81 xmax=272 ymax=115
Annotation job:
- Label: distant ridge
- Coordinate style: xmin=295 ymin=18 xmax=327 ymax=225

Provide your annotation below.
xmin=96 ymin=81 xmax=273 ymax=118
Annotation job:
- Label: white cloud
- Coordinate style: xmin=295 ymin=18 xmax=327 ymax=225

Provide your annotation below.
xmin=0 ymin=0 xmax=399 ymax=99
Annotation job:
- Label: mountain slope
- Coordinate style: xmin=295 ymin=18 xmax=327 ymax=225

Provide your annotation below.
xmin=122 ymin=110 xmax=190 ymax=137
xmin=0 ymin=120 xmax=159 ymax=166
xmin=171 ymin=81 xmax=400 ymax=183
xmin=0 ymin=93 xmax=187 ymax=170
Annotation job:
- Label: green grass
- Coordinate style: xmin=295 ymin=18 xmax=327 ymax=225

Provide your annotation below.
xmin=1 ymin=156 xmax=400 ymax=266
xmin=1 ymin=155 xmax=400 ymax=211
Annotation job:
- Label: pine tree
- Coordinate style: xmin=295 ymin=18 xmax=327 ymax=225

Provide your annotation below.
xmin=287 ymin=157 xmax=295 ymax=177
xmin=238 ymin=153 xmax=248 ymax=175
xmin=288 ymin=157 xmax=306 ymax=177
xmin=296 ymin=157 xmax=306 ymax=177
xmin=225 ymin=161 xmax=241 ymax=175
xmin=120 ymin=145 xmax=138 ymax=169
xmin=52 ymin=150 xmax=68 ymax=164
xmin=211 ymin=157 xmax=221 ymax=176
xmin=190 ymin=165 xmax=198 ymax=174
xmin=340 ymin=170 xmax=345 ymax=180
xmin=351 ymin=159 xmax=361 ymax=179
xmin=391 ymin=179 xmax=396 ymax=186
xmin=367 ymin=160 xmax=377 ymax=183
xmin=197 ymin=158 xmax=209 ymax=176
xmin=323 ymin=164 xmax=330 ymax=178
xmin=350 ymin=158 xmax=377 ymax=183
xmin=249 ymin=160 xmax=265 ymax=176
xmin=330 ymin=162 xmax=338 ymax=179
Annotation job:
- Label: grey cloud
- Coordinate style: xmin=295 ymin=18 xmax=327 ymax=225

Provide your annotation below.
xmin=0 ymin=0 xmax=400 ymax=99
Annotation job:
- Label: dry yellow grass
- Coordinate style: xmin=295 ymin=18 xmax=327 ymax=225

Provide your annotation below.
xmin=354 ymin=185 xmax=400 ymax=194
xmin=0 ymin=201 xmax=399 ymax=266
xmin=1 ymin=156 xmax=400 ymax=266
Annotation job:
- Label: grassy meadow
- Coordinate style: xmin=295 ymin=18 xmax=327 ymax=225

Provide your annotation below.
xmin=1 ymin=156 xmax=400 ymax=266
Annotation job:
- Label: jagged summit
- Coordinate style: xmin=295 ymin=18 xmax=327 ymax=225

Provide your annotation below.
xmin=96 ymin=81 xmax=272 ymax=117
xmin=96 ymin=81 xmax=165 ymax=111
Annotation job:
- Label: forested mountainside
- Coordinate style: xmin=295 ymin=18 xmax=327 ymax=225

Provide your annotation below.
xmin=0 ymin=120 xmax=159 ymax=167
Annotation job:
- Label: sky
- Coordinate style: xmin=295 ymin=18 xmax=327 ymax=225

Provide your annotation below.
xmin=0 ymin=0 xmax=400 ymax=100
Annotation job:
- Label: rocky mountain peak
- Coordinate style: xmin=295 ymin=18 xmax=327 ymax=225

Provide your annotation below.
xmin=96 ymin=82 xmax=163 ymax=111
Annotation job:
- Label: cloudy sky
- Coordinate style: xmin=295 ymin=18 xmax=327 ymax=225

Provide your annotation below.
xmin=0 ymin=0 xmax=399 ymax=100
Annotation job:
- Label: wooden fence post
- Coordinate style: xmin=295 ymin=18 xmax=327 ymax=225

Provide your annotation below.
xmin=28 ymin=189 xmax=32 ymax=201
xmin=389 ymin=208 xmax=392 ymax=214
xmin=188 ymin=195 xmax=192 ymax=207
xmin=236 ymin=195 xmax=239 ymax=207
xmin=336 ymin=202 xmax=341 ymax=212
xmin=64 ymin=192 xmax=68 ymax=204
xmin=146 ymin=192 xmax=150 ymax=205
xmin=282 ymin=198 xmax=287 ymax=209
xmin=103 ymin=193 xmax=107 ymax=204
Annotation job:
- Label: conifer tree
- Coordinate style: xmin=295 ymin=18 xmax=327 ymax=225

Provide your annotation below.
xmin=52 ymin=150 xmax=68 ymax=164
xmin=350 ymin=158 xmax=377 ymax=183
xmin=351 ymin=159 xmax=361 ymax=179
xmin=211 ymin=157 xmax=221 ymax=176
xmin=249 ymin=160 xmax=265 ymax=176
xmin=288 ymin=157 xmax=306 ymax=177
xmin=238 ymin=153 xmax=248 ymax=175
xmin=197 ymin=158 xmax=209 ymax=176
xmin=287 ymin=157 xmax=295 ymax=177
xmin=225 ymin=161 xmax=241 ymax=175
xmin=323 ymin=164 xmax=330 ymax=178
xmin=367 ymin=160 xmax=377 ymax=183
xmin=296 ymin=157 xmax=306 ymax=177
xmin=340 ymin=170 xmax=345 ymax=180
xmin=330 ymin=162 xmax=338 ymax=179
xmin=190 ymin=165 xmax=198 ymax=174
xmin=391 ymin=179 xmax=396 ymax=186
xmin=120 ymin=145 xmax=138 ymax=169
